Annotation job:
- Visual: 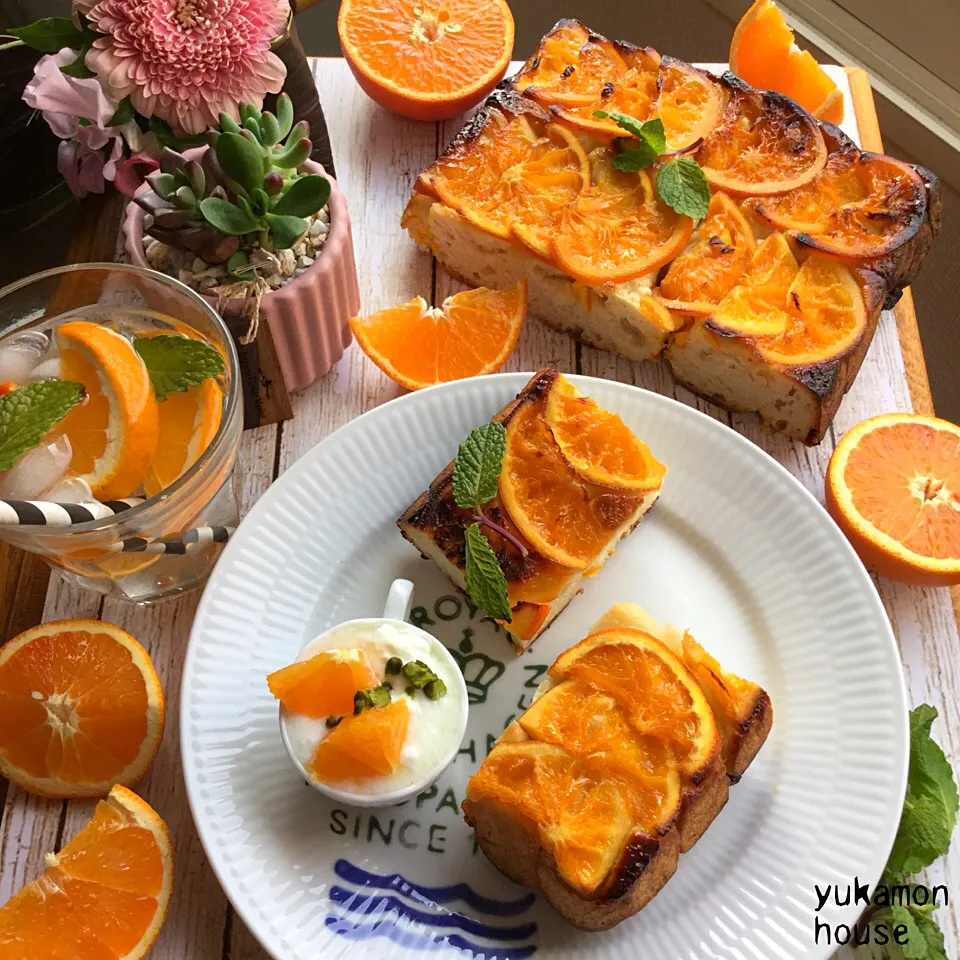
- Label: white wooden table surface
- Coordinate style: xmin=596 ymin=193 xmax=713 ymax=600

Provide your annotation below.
xmin=1 ymin=59 xmax=958 ymax=959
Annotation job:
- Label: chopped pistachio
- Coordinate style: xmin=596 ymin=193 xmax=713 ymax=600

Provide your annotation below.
xmin=405 ymin=685 xmax=417 ymax=698
xmin=402 ymin=659 xmax=436 ymax=689
xmin=385 ymin=656 xmax=403 ymax=675
xmin=424 ymin=678 xmax=447 ymax=700
xmin=368 ymin=684 xmax=392 ymax=708
xmin=325 ymin=715 xmax=343 ymax=728
xmin=353 ymin=690 xmax=371 ymax=714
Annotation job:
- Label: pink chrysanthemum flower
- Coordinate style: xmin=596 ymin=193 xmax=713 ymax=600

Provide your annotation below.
xmin=84 ymin=0 xmax=289 ymax=135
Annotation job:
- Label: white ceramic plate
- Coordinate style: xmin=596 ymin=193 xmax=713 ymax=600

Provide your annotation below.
xmin=182 ymin=374 xmax=908 ymax=960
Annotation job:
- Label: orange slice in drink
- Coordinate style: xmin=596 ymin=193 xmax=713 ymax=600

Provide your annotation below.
xmin=309 ymin=698 xmax=410 ymax=782
xmin=655 ymin=58 xmax=726 ymax=151
xmin=56 ymin=321 xmax=159 ymax=500
xmin=499 ymin=396 xmax=643 ymax=569
xmin=268 ymin=648 xmax=380 ymax=719
xmin=745 ymin=151 xmax=929 ymax=259
xmin=552 ymin=150 xmax=693 ymax=285
xmin=143 ymin=379 xmax=222 ymax=497
xmin=545 ymin=376 xmax=666 ymax=491
xmin=337 ymin=0 xmax=514 ymax=121
xmin=697 ymin=83 xmax=827 ymax=195
xmin=826 ymin=414 xmax=960 ymax=586
xmin=0 ymin=619 xmax=164 ymax=798
xmin=655 ymin=192 xmax=757 ymax=315
xmin=0 ymin=784 xmax=172 ymax=959
xmin=730 ymin=0 xmax=844 ymax=124
xmin=349 ymin=282 xmax=526 ymax=390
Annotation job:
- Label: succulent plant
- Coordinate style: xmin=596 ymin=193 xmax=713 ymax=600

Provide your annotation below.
xmin=136 ymin=93 xmax=331 ymax=268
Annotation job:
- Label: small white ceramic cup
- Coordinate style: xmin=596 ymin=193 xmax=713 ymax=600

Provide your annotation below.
xmin=279 ymin=579 xmax=469 ymax=808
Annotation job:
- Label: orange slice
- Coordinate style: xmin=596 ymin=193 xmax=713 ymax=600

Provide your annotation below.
xmin=0 ymin=784 xmax=172 ymax=959
xmin=268 ymin=648 xmax=380 ymax=719
xmin=697 ymin=82 xmax=827 ymax=195
xmin=466 ymin=741 xmax=635 ymax=896
xmin=655 ymin=191 xmax=757 ymax=315
xmin=745 ymin=151 xmax=929 ymax=259
xmin=544 ymin=376 xmax=666 ymax=491
xmin=143 ymin=379 xmax=222 ymax=497
xmin=552 ymin=151 xmax=693 ymax=285
xmin=550 ymin=627 xmax=720 ymax=776
xmin=56 ymin=321 xmax=159 ymax=500
xmin=499 ymin=393 xmax=644 ymax=569
xmin=349 ymin=282 xmax=527 ymax=390
xmin=655 ymin=58 xmax=726 ymax=152
xmin=826 ymin=414 xmax=960 ymax=586
xmin=337 ymin=0 xmax=514 ymax=121
xmin=730 ymin=0 xmax=844 ymax=124
xmin=309 ymin=698 xmax=410 ymax=783
xmin=0 ymin=619 xmax=164 ymax=798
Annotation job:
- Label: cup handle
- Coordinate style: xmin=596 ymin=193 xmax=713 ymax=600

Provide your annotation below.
xmin=383 ymin=579 xmax=414 ymax=622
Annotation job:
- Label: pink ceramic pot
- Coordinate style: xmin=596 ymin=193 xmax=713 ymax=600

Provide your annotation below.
xmin=122 ymin=153 xmax=360 ymax=393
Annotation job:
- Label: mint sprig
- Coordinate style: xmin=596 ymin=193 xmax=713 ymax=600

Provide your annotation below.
xmin=133 ymin=335 xmax=224 ymax=402
xmin=452 ymin=421 xmax=517 ymax=623
xmin=0 ymin=380 xmax=85 ymax=471
xmin=594 ymin=110 xmax=711 ymax=220
xmin=860 ymin=705 xmax=958 ymax=959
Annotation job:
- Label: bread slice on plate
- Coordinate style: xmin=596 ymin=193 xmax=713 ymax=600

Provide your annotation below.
xmin=397 ymin=370 xmax=665 ymax=652
xmin=462 ymin=604 xmax=773 ymax=931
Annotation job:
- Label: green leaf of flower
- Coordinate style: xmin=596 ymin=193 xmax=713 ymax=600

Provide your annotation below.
xmin=453 ymin=421 xmax=507 ymax=509
xmin=59 ymin=49 xmax=95 ymax=79
xmin=272 ymin=176 xmax=331 ymax=219
xmin=9 ymin=18 xmax=84 ymax=53
xmin=108 ymin=97 xmax=135 ymax=128
xmin=656 ymin=158 xmax=711 ymax=219
xmin=464 ymin=523 xmax=511 ymax=622
xmin=133 ymin=334 xmax=225 ymax=403
xmin=199 ymin=197 xmax=258 ymax=237
xmin=264 ymin=213 xmax=308 ymax=250
xmin=0 ymin=380 xmax=85 ymax=472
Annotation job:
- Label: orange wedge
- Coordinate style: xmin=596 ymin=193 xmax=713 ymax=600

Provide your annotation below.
xmin=268 ymin=648 xmax=380 ymax=719
xmin=143 ymin=379 xmax=222 ymax=497
xmin=545 ymin=376 xmax=666 ymax=491
xmin=338 ymin=0 xmax=514 ymax=121
xmin=826 ymin=414 xmax=960 ymax=586
xmin=0 ymin=784 xmax=172 ymax=959
xmin=730 ymin=0 xmax=844 ymax=124
xmin=56 ymin=321 xmax=159 ymax=500
xmin=349 ymin=282 xmax=527 ymax=390
xmin=0 ymin=619 xmax=164 ymax=798
xmin=656 ymin=192 xmax=757 ymax=315
xmin=309 ymin=698 xmax=410 ymax=783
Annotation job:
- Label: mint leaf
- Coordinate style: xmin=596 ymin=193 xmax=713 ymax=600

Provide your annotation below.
xmin=889 ymin=903 xmax=948 ymax=960
xmin=912 ymin=911 xmax=948 ymax=960
xmin=613 ymin=145 xmax=657 ymax=172
xmin=0 ymin=380 xmax=84 ymax=471
xmin=656 ymin=158 xmax=711 ymax=219
xmin=453 ymin=422 xmax=507 ymax=510
xmin=464 ymin=523 xmax=511 ymax=622
xmin=595 ymin=111 xmax=667 ymax=154
xmin=133 ymin=335 xmax=224 ymax=402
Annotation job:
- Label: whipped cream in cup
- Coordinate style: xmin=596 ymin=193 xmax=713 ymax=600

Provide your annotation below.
xmin=278 ymin=579 xmax=469 ymax=807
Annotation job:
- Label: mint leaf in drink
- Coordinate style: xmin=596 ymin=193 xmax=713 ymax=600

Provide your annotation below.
xmin=464 ymin=522 xmax=511 ymax=622
xmin=656 ymin=158 xmax=711 ymax=220
xmin=0 ymin=380 xmax=84 ymax=471
xmin=453 ymin=421 xmax=507 ymax=510
xmin=134 ymin=335 xmax=224 ymax=402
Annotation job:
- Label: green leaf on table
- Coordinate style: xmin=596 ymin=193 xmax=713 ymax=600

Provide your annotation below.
xmin=215 ymin=132 xmax=265 ymax=196
xmin=272 ymin=176 xmax=330 ymax=218
xmin=453 ymin=421 xmax=507 ymax=510
xmin=464 ymin=523 xmax=511 ymax=622
xmin=888 ymin=903 xmax=949 ymax=960
xmin=200 ymin=197 xmax=258 ymax=237
xmin=9 ymin=17 xmax=84 ymax=52
xmin=264 ymin=213 xmax=308 ymax=250
xmin=656 ymin=158 xmax=711 ymax=219
xmin=0 ymin=380 xmax=84 ymax=472
xmin=133 ymin=334 xmax=224 ymax=403
xmin=108 ymin=96 xmax=135 ymax=127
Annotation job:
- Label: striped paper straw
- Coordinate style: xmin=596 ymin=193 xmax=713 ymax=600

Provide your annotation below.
xmin=0 ymin=498 xmax=144 ymax=526
xmin=110 ymin=525 xmax=235 ymax=555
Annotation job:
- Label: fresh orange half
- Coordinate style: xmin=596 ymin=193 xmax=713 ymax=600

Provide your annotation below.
xmin=338 ymin=0 xmax=514 ymax=121
xmin=0 ymin=619 xmax=164 ymax=798
xmin=499 ymin=394 xmax=645 ymax=569
xmin=143 ymin=379 xmax=222 ymax=497
xmin=0 ymin=783 xmax=172 ymax=959
xmin=545 ymin=376 xmax=666 ymax=491
xmin=268 ymin=648 xmax=380 ymax=719
xmin=697 ymin=83 xmax=827 ymax=195
xmin=730 ymin=0 xmax=844 ymax=124
xmin=310 ymin=698 xmax=410 ymax=783
xmin=349 ymin=282 xmax=527 ymax=390
xmin=745 ymin=151 xmax=929 ymax=259
xmin=655 ymin=192 xmax=757 ymax=315
xmin=826 ymin=414 xmax=960 ymax=586
xmin=56 ymin=321 xmax=159 ymax=500
xmin=552 ymin=152 xmax=693 ymax=285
